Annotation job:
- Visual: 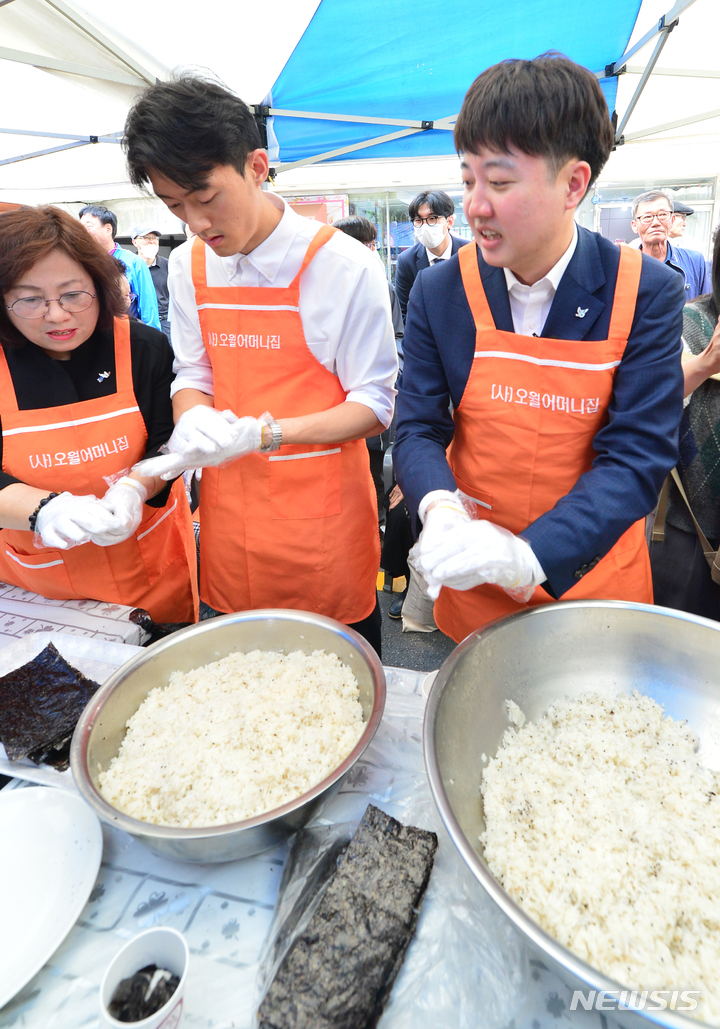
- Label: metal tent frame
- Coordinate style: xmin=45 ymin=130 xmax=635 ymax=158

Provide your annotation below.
xmin=0 ymin=0 xmax=156 ymax=167
xmin=0 ymin=0 xmax=713 ymax=173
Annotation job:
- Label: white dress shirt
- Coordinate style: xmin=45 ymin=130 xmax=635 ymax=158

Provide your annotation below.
xmin=168 ymin=193 xmax=398 ymax=426
xmin=503 ymin=225 xmax=578 ymax=336
xmin=418 ymin=226 xmax=579 ymax=524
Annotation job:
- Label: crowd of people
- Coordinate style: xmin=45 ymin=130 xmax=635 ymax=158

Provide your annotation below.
xmin=0 ymin=51 xmax=718 ymax=657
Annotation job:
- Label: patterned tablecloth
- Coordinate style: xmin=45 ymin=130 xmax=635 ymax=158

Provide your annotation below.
xmin=0 ymin=663 xmax=627 ymax=1029
xmin=0 ymin=581 xmax=147 ymax=649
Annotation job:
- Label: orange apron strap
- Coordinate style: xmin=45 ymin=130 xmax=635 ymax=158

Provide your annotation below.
xmin=190 ymin=235 xmax=208 ymax=289
xmin=112 ymin=316 xmax=133 ymax=391
xmin=607 ymin=245 xmax=642 ymax=343
xmin=289 ymin=224 xmax=337 ymax=290
xmin=458 ymin=242 xmax=496 ymax=334
xmin=0 ymin=347 xmax=18 ymax=413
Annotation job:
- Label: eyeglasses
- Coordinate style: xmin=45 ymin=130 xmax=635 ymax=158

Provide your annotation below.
xmin=125 ymin=292 xmax=138 ymax=304
xmin=134 ymin=235 xmax=158 ymax=244
xmin=636 ymin=211 xmax=672 ymax=225
xmin=412 ymin=215 xmax=446 ymax=227
xmin=364 ymin=241 xmax=378 ymax=250
xmin=5 ymin=291 xmax=97 ymax=319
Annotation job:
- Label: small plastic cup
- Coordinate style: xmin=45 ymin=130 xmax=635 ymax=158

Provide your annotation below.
xmin=100 ymin=927 xmax=189 ymax=1029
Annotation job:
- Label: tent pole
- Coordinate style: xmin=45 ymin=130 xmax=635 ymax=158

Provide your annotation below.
xmin=42 ymin=0 xmax=159 ymax=85
xmin=0 ymin=139 xmax=91 ymax=166
xmin=275 ymin=128 xmax=421 ymax=173
xmin=624 ymin=106 xmax=720 ymax=142
xmin=0 ymin=128 xmax=121 ymax=142
xmin=0 ymin=45 xmax=146 ymax=86
xmin=614 ymin=26 xmax=674 ymax=143
xmin=607 ymin=0 xmax=697 ymax=76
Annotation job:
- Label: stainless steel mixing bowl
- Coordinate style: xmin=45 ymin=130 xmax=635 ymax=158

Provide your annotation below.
xmin=424 ymin=600 xmax=720 ymax=1029
xmin=71 ymin=609 xmax=385 ymax=864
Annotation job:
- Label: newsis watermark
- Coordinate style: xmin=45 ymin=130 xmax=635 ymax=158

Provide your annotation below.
xmin=570 ymin=989 xmax=701 ymax=1013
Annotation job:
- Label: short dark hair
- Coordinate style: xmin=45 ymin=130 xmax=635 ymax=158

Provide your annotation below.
xmin=333 ymin=216 xmax=377 ymax=244
xmin=454 ymin=53 xmax=614 ymax=186
xmin=0 ymin=205 xmax=125 ymax=348
xmin=408 ymin=190 xmax=455 ymax=221
xmin=78 ymin=204 xmax=117 ymax=237
xmin=123 ymin=73 xmax=262 ymax=192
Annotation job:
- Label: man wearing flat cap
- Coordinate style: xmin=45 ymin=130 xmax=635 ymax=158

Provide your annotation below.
xmin=132 ymin=225 xmax=171 ymax=341
xmin=668 ymin=199 xmax=694 ymax=244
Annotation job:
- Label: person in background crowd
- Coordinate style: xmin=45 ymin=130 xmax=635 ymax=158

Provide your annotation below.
xmin=79 ymin=205 xmax=161 ymax=330
xmin=132 ymin=225 xmax=171 ymax=341
xmin=334 ymin=215 xmax=403 ymax=530
xmin=122 ymin=74 xmax=397 ymax=657
xmin=668 ymin=200 xmax=695 ymax=244
xmin=0 ymin=205 xmax=197 ymax=622
xmin=333 ymin=215 xmax=404 ymax=359
xmin=631 ymin=190 xmax=710 ymax=300
xmin=393 ymin=53 xmax=685 ymax=644
xmin=118 ymin=272 xmax=135 ymax=312
xmin=651 ymin=227 xmax=720 ymax=620
xmin=394 ymin=189 xmax=469 ymax=320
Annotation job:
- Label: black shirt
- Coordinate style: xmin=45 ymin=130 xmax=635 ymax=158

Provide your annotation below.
xmin=0 ymin=319 xmax=175 ymax=507
xmin=149 ymin=256 xmax=170 ymax=322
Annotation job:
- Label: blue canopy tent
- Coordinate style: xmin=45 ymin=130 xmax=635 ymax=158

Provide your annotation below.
xmin=262 ymin=0 xmax=694 ymax=172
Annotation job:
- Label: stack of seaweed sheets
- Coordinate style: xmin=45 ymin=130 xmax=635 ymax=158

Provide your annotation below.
xmin=258 ymin=804 xmax=438 ymax=1029
xmin=0 ymin=642 xmax=100 ymax=771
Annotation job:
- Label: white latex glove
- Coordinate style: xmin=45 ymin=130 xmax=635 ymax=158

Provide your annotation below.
xmin=34 ymin=492 xmax=118 ymax=550
xmin=419 ymin=517 xmax=545 ymax=603
xmin=133 ymin=406 xmax=263 ymax=481
xmin=90 ymin=477 xmax=148 ymax=546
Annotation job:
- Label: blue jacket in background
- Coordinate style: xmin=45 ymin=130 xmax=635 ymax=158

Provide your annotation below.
xmin=662 ymin=239 xmax=711 ymax=301
xmin=111 ymin=244 xmax=161 ymax=331
xmin=394 ymin=227 xmax=685 ymax=599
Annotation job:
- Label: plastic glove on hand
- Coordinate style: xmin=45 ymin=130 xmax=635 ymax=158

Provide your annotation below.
xmin=421 ymin=519 xmax=545 ymax=603
xmin=415 ymin=492 xmax=472 ymax=599
xmin=133 ymin=406 xmax=263 ymax=481
xmin=34 ymin=491 xmax=118 ymax=550
xmin=90 ymin=477 xmax=148 ymax=546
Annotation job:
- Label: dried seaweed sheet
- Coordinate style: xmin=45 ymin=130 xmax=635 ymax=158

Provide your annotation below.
xmin=108 ymin=964 xmax=180 ymax=1023
xmin=257 ymin=804 xmax=438 ymax=1029
xmin=0 ymin=642 xmax=100 ymax=770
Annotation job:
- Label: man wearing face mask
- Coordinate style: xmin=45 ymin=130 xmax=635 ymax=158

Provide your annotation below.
xmin=132 ymin=225 xmax=171 ymax=341
xmin=395 ymin=190 xmax=470 ymax=321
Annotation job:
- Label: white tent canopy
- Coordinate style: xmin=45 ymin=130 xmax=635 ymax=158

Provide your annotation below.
xmin=0 ymin=0 xmax=717 ymax=207
xmin=0 ymin=0 xmax=321 ymax=204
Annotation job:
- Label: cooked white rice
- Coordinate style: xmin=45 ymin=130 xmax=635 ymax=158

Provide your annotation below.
xmin=481 ymin=692 xmax=720 ymax=1025
xmin=98 ymin=649 xmax=364 ymax=828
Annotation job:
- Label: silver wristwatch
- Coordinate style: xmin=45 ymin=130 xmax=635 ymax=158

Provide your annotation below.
xmin=259 ymin=420 xmax=283 ymax=452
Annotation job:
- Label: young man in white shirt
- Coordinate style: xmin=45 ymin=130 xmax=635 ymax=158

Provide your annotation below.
xmin=124 ymin=74 xmax=398 ymax=654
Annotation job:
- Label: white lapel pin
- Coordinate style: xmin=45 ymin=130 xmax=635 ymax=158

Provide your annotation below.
xmin=97 ymin=370 xmax=111 ymax=383
xmin=575 ymin=306 xmax=589 ymax=319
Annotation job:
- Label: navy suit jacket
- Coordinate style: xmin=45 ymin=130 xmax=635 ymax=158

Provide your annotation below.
xmin=395 ymin=234 xmax=470 ymax=321
xmin=393 ymin=227 xmax=685 ymax=599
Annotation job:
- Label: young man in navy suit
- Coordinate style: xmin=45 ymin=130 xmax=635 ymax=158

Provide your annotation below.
xmin=393 ymin=54 xmax=685 ymax=643
xmin=394 ymin=189 xmax=470 ymax=321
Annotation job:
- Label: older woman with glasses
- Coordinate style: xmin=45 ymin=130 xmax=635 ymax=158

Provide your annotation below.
xmin=0 ymin=205 xmax=197 ymax=622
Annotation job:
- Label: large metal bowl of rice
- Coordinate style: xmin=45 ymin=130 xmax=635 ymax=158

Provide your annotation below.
xmin=424 ymin=600 xmax=720 ymax=1029
xmin=71 ymin=609 xmax=385 ymax=864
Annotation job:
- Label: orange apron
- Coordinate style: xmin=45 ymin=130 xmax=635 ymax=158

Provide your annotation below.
xmin=191 ymin=226 xmax=379 ymax=621
xmin=0 ymin=317 xmax=198 ymax=623
xmin=435 ymin=243 xmax=652 ymax=643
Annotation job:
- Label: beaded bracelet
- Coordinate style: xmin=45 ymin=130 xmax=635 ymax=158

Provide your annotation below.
xmin=28 ymin=492 xmax=60 ymax=533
